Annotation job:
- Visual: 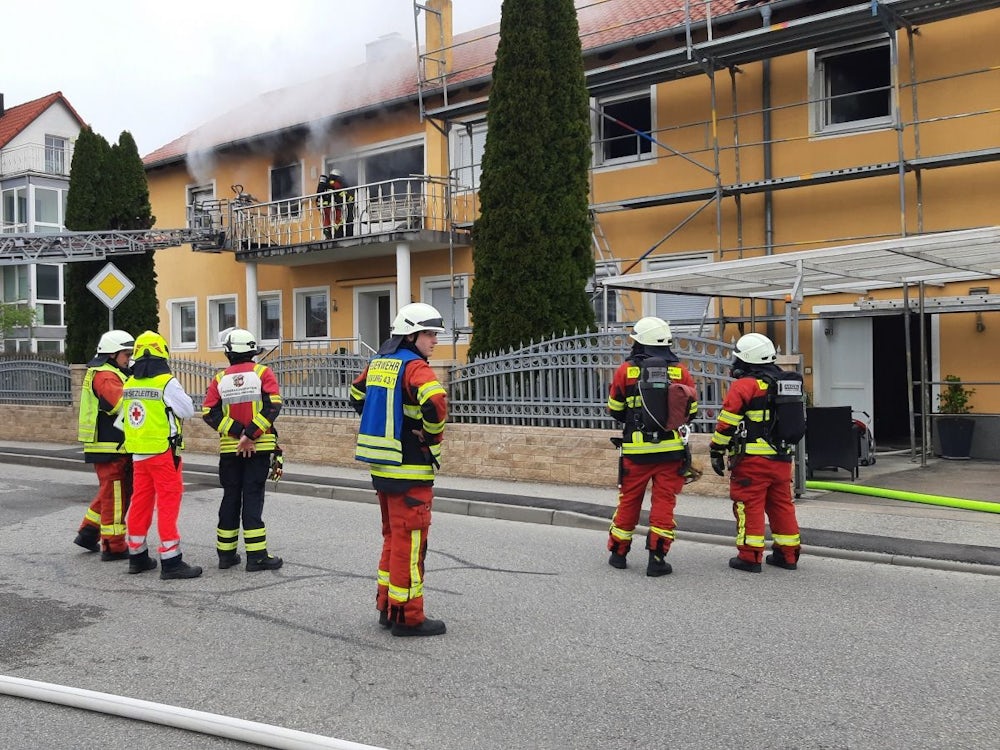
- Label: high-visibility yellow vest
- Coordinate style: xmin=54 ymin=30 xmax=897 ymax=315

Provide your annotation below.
xmin=122 ymin=373 xmax=181 ymax=455
xmin=77 ymin=362 xmax=128 ymax=455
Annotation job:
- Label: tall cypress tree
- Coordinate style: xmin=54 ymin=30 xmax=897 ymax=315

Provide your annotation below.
xmin=467 ymin=0 xmax=594 ymax=359
xmin=64 ymin=130 xmax=158 ymax=363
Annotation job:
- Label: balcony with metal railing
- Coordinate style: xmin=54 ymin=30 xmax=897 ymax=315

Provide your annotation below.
xmin=0 ymin=142 xmax=74 ymax=178
xmin=212 ymin=176 xmax=474 ymax=264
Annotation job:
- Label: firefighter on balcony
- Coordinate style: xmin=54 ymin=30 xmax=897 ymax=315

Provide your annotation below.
xmin=315 ymin=169 xmax=355 ymax=239
xmin=350 ymin=302 xmax=448 ymax=637
xmin=709 ymin=332 xmax=804 ymax=573
xmin=329 ymin=169 xmax=355 ymax=238
xmin=606 ymin=317 xmax=698 ymax=576
xmin=121 ymin=330 xmax=202 ymax=579
xmin=202 ymin=328 xmax=284 ymax=572
xmin=74 ymin=329 xmax=135 ymax=561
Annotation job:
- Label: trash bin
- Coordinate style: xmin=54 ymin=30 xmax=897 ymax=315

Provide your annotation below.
xmin=805 ymin=406 xmax=859 ymax=479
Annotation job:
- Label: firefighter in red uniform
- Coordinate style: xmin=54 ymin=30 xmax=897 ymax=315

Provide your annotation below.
xmin=351 ymin=302 xmax=448 ymax=637
xmin=202 ymin=328 xmax=284 ymax=572
xmin=606 ymin=317 xmax=698 ymax=576
xmin=709 ymin=332 xmax=802 ymax=572
xmin=74 ymin=330 xmax=134 ymax=560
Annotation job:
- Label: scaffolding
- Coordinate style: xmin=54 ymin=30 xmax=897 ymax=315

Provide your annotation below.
xmin=413 ymin=0 xmax=1000 ymax=328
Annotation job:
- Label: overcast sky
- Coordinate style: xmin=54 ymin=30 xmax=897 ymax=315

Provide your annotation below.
xmin=4 ymin=0 xmax=504 ymax=157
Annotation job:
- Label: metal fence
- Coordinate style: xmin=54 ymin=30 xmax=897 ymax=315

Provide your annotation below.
xmin=3 ymin=333 xmax=734 ymax=428
xmin=448 ymin=330 xmax=733 ymax=430
xmin=0 ymin=356 xmax=72 ymax=405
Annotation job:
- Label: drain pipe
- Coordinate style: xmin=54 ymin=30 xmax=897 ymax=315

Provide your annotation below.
xmin=805 ymin=481 xmax=1000 ymax=514
xmin=0 ymin=675 xmax=385 ymax=750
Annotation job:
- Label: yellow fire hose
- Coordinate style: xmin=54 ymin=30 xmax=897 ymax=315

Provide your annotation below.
xmin=805 ymin=480 xmax=1000 ymax=514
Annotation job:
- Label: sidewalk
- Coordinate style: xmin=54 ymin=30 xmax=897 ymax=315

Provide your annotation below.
xmin=1 ymin=440 xmax=998 ymax=573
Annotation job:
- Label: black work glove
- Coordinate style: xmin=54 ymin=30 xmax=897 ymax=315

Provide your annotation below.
xmin=710 ymin=450 xmax=726 ymax=477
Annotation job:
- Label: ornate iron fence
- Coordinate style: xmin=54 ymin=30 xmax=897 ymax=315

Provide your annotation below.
xmin=0 ymin=356 xmax=72 ymax=405
xmin=2 ymin=334 xmax=734 ymax=428
xmin=449 ymin=330 xmax=733 ymax=430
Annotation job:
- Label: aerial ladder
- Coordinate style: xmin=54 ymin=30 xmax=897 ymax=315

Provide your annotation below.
xmin=0 ymin=185 xmax=256 ymax=266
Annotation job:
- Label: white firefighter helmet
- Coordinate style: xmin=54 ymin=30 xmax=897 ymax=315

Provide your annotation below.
xmin=733 ymin=332 xmax=777 ymax=364
xmin=629 ymin=316 xmax=673 ymax=346
xmin=390 ymin=302 xmax=446 ymax=336
xmin=96 ymin=329 xmax=135 ymax=356
xmin=223 ymin=328 xmax=263 ymax=355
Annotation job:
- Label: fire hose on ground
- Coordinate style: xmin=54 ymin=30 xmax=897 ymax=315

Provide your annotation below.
xmin=804 ymin=481 xmax=1000 ymax=514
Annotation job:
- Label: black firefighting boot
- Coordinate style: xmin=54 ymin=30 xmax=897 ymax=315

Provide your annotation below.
xmin=728 ymin=556 xmax=762 ymax=573
xmin=608 ymin=551 xmax=628 ymax=569
xmin=160 ymin=554 xmax=203 ymax=580
xmin=101 ymin=549 xmax=129 ymax=562
xmin=218 ymin=552 xmax=242 ymax=570
xmin=127 ymin=550 xmax=157 ymax=574
xmin=390 ymin=617 xmax=447 ymax=637
xmin=765 ymin=547 xmax=800 ymax=570
xmin=246 ymin=553 xmax=283 ymax=572
xmin=378 ymin=610 xmax=391 ymax=629
xmin=646 ymin=551 xmax=673 ymax=577
xmin=74 ymin=526 xmax=100 ymax=553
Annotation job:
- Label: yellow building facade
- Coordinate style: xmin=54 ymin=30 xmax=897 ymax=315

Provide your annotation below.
xmin=145 ymin=0 xmax=1000 ymax=444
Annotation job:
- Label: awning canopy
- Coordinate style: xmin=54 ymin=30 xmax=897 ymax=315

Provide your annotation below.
xmin=601 ymin=226 xmax=1000 ymax=301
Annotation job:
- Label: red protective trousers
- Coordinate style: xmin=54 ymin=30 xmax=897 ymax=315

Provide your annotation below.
xmin=376 ymin=485 xmax=433 ymax=627
xmin=79 ymin=457 xmax=132 ymax=553
xmin=608 ymin=457 xmax=686 ymax=556
xmin=729 ymin=455 xmax=801 ymax=564
xmin=126 ymin=451 xmax=185 ymax=560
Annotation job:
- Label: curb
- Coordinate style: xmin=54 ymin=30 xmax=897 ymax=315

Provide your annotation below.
xmin=3 ymin=449 xmax=999 ymax=577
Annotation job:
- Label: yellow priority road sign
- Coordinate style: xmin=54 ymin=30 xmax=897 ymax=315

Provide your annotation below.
xmin=87 ymin=263 xmax=135 ymax=310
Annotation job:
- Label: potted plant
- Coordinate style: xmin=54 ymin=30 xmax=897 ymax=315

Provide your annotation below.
xmin=936 ymin=375 xmax=975 ymax=459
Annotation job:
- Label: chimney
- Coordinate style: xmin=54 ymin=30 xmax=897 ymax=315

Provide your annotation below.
xmin=0 ymin=93 xmax=5 ymax=118
xmin=365 ymin=32 xmax=413 ymax=65
xmin=424 ymin=0 xmax=454 ymax=79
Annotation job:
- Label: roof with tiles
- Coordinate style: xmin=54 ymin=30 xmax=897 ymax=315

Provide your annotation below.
xmin=144 ymin=0 xmax=742 ymax=168
xmin=0 ymin=91 xmax=87 ymax=150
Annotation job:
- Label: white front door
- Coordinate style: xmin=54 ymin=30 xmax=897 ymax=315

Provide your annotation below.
xmin=812 ymin=316 xmax=873 ymax=419
xmin=355 ymin=286 xmax=395 ymax=355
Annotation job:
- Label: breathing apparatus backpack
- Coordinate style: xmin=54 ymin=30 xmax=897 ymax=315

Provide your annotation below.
xmin=636 ymin=356 xmax=697 ymax=438
xmin=761 ymin=370 xmax=807 ymax=448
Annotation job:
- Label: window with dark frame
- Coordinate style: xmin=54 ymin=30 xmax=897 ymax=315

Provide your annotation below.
xmin=270 ymin=163 xmax=302 ymax=217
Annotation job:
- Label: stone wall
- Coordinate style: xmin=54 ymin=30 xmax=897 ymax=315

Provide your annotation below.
xmin=1 ymin=365 xmax=729 ymax=496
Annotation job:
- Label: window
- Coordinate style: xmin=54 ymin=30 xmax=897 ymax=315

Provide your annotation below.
xmin=2 ymin=187 xmax=27 ymax=231
xmin=590 ymin=262 xmax=620 ymax=325
xmin=2 ymin=266 xmax=29 ymax=302
xmin=169 ymin=299 xmax=198 ymax=348
xmin=34 ymin=187 xmax=62 ymax=231
xmin=813 ymin=39 xmax=892 ymax=133
xmin=36 ymin=339 xmax=63 ymax=354
xmin=594 ymin=91 xmax=653 ymax=165
xmin=35 ymin=264 xmax=63 ymax=326
xmin=295 ymin=287 xmax=329 ymax=339
xmin=452 ymin=121 xmax=487 ymax=190
xmin=270 ymin=162 xmax=302 ymax=217
xmin=259 ymin=293 xmax=282 ymax=342
xmin=207 ymin=296 xmax=237 ymax=348
xmin=44 ymin=136 xmax=67 ymax=174
xmin=186 ymin=183 xmax=216 ymax=229
xmin=645 ymin=255 xmax=713 ymax=330
xmin=422 ymin=276 xmax=469 ymax=338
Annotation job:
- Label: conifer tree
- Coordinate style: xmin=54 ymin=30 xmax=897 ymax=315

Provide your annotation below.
xmin=64 ymin=130 xmax=158 ymax=363
xmin=467 ymin=0 xmax=594 ymax=358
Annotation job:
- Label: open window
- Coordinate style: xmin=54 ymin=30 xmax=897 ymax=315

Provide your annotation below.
xmin=594 ymin=90 xmax=654 ymax=166
xmin=812 ymin=38 xmax=893 ymax=134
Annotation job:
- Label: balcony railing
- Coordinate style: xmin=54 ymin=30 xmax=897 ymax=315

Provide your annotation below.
xmin=0 ymin=142 xmax=74 ymax=178
xmin=215 ymin=176 xmax=475 ymax=250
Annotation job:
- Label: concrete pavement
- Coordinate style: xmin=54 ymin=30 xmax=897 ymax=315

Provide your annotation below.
xmin=0 ymin=440 xmax=997 ymax=573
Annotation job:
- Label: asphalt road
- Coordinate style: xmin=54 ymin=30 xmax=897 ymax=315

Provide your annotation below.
xmin=1 ymin=462 xmax=997 ymax=749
